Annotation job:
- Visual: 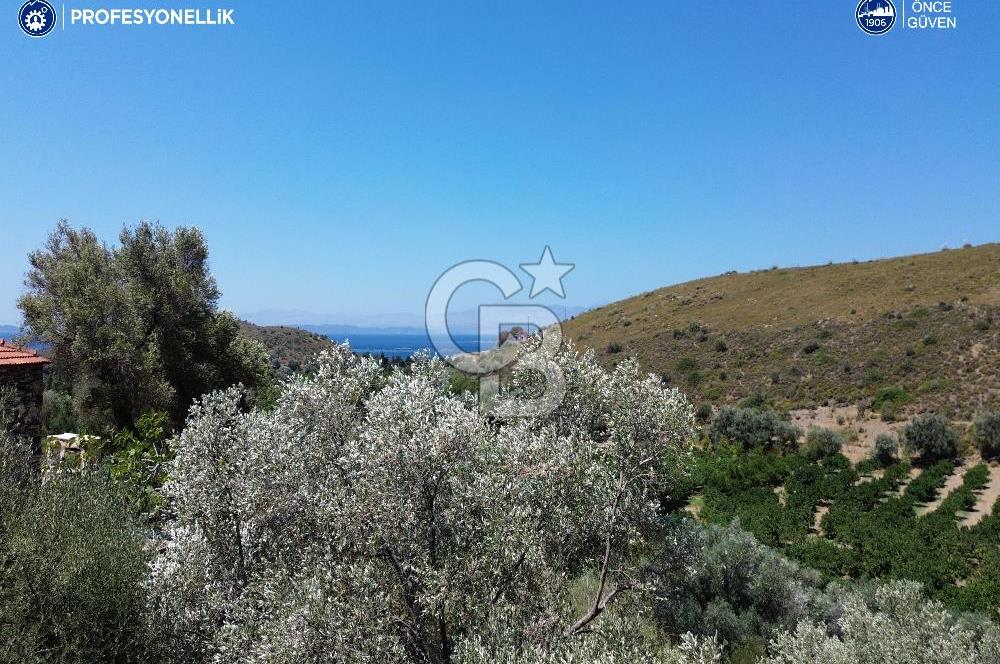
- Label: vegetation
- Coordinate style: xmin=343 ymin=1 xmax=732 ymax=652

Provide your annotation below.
xmin=974 ymin=411 xmax=1000 ymax=459
xmin=694 ymin=406 xmax=1000 ymax=621
xmin=802 ymin=427 xmax=843 ymax=461
xmin=0 ymin=420 xmax=156 ymax=661
xmin=646 ymin=519 xmax=830 ymax=656
xmin=708 ymin=406 xmax=800 ymax=452
xmin=765 ymin=581 xmax=1000 ymax=664
xmin=237 ymin=320 xmax=336 ymax=375
xmin=18 ymin=221 xmax=272 ymax=432
xmin=150 ymin=344 xmax=696 ymax=662
xmin=873 ymin=433 xmax=898 ymax=466
xmin=904 ymin=414 xmax=959 ymax=462
xmin=2 ymin=230 xmax=998 ymax=662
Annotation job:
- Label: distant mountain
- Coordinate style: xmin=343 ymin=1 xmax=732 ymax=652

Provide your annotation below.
xmin=563 ymin=244 xmax=999 ymax=419
xmin=242 ymin=309 xmax=427 ymax=329
xmin=300 ymin=324 xmax=426 ymax=337
xmin=243 ymin=305 xmax=593 ymax=335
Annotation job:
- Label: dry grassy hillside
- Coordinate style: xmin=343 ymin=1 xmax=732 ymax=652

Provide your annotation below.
xmin=239 ymin=321 xmax=335 ymax=375
xmin=564 ymin=244 xmax=999 ymax=419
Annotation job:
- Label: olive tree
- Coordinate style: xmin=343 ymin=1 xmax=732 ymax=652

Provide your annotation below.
xmin=803 ymin=427 xmax=843 ymax=461
xmin=709 ymin=406 xmax=800 ymax=452
xmin=151 ymin=343 xmax=695 ymax=663
xmin=903 ymin=414 xmax=958 ymax=462
xmin=19 ymin=220 xmax=271 ymax=431
xmin=765 ymin=581 xmax=1000 ymax=664
xmin=873 ymin=433 xmax=898 ymax=467
xmin=973 ymin=412 xmax=1000 ymax=460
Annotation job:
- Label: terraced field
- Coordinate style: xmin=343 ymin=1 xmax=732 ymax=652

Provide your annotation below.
xmin=688 ymin=448 xmax=1000 ymax=619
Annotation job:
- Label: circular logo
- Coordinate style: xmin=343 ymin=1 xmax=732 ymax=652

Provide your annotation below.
xmin=18 ymin=0 xmax=56 ymax=38
xmin=856 ymin=0 xmax=896 ymax=35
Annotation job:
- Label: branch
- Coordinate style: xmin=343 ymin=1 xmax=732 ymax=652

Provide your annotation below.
xmin=491 ymin=548 xmax=529 ymax=605
xmin=565 ymin=471 xmax=630 ymax=636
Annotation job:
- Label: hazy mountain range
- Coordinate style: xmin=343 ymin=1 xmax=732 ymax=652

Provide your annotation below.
xmin=241 ymin=306 xmax=593 ymax=335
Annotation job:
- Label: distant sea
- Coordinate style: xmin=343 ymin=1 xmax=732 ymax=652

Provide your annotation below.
xmin=325 ymin=332 xmax=488 ymax=359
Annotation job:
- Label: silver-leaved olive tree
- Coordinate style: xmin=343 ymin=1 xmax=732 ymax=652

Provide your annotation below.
xmin=150 ymin=342 xmax=695 ymax=663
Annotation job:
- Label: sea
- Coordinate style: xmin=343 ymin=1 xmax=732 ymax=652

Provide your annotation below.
xmin=324 ymin=333 xmax=488 ymax=359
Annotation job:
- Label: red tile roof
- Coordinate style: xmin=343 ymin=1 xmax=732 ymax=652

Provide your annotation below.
xmin=0 ymin=339 xmax=50 ymax=367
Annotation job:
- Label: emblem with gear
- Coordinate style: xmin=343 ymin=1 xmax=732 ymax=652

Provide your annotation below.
xmin=19 ymin=0 xmax=56 ymax=37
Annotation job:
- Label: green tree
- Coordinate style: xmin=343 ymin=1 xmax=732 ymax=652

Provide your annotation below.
xmin=872 ymin=433 xmax=898 ymax=467
xmin=973 ymin=412 xmax=1000 ymax=460
xmin=903 ymin=414 xmax=958 ymax=462
xmin=803 ymin=427 xmax=844 ymax=461
xmin=18 ymin=220 xmax=271 ymax=431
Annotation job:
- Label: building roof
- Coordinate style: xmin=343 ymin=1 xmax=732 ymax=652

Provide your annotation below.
xmin=0 ymin=339 xmax=50 ymax=366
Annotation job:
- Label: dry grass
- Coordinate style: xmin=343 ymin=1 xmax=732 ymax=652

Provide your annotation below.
xmin=565 ymin=244 xmax=999 ymax=418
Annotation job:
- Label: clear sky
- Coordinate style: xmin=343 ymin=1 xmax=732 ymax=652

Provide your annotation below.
xmin=1 ymin=1 xmax=997 ymax=324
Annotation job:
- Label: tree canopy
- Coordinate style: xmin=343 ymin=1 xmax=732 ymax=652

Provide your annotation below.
xmin=18 ymin=221 xmax=270 ymax=432
xmin=150 ymin=343 xmax=696 ymax=663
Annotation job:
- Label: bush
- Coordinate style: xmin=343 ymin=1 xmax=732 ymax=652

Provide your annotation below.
xmin=695 ymin=402 xmax=713 ymax=424
xmin=647 ymin=520 xmax=829 ymax=651
xmin=607 ymin=341 xmax=623 ymax=354
xmin=675 ymin=356 xmax=698 ymax=372
xmin=802 ymin=341 xmax=821 ymax=355
xmin=765 ymin=581 xmax=1000 ymax=664
xmin=904 ymin=414 xmax=958 ymax=462
xmin=714 ymin=339 xmax=728 ymax=352
xmin=0 ymin=433 xmax=156 ymax=661
xmin=872 ymin=386 xmax=911 ymax=420
xmin=973 ymin=411 xmax=1000 ymax=460
xmin=873 ymin=433 xmax=898 ymax=467
xmin=710 ymin=406 xmax=801 ymax=452
xmin=803 ymin=427 xmax=843 ymax=461
xmin=41 ymin=388 xmax=78 ymax=434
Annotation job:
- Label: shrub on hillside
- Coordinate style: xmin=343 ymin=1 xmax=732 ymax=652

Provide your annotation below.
xmin=803 ymin=428 xmax=843 ymax=461
xmin=695 ymin=402 xmax=713 ymax=424
xmin=739 ymin=391 xmax=770 ymax=410
xmin=675 ymin=356 xmax=698 ymax=372
xmin=904 ymin=414 xmax=958 ymax=462
xmin=709 ymin=406 xmax=801 ymax=452
xmin=973 ymin=411 xmax=1000 ymax=460
xmin=873 ymin=433 xmax=898 ymax=467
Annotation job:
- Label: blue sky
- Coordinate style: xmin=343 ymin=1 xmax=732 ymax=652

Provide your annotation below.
xmin=1 ymin=1 xmax=997 ymax=324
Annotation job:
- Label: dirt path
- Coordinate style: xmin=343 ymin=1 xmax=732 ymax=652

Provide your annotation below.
xmin=789 ymin=405 xmax=905 ymax=465
xmin=812 ymin=503 xmax=829 ymax=535
xmin=961 ymin=461 xmax=1000 ymax=527
xmin=916 ymin=465 xmax=966 ymax=516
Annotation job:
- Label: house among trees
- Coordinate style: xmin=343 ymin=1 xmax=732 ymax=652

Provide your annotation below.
xmin=0 ymin=339 xmax=49 ymax=449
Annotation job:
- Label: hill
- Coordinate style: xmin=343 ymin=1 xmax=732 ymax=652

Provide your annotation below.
xmin=239 ymin=321 xmax=336 ymax=374
xmin=563 ymin=244 xmax=999 ymax=419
